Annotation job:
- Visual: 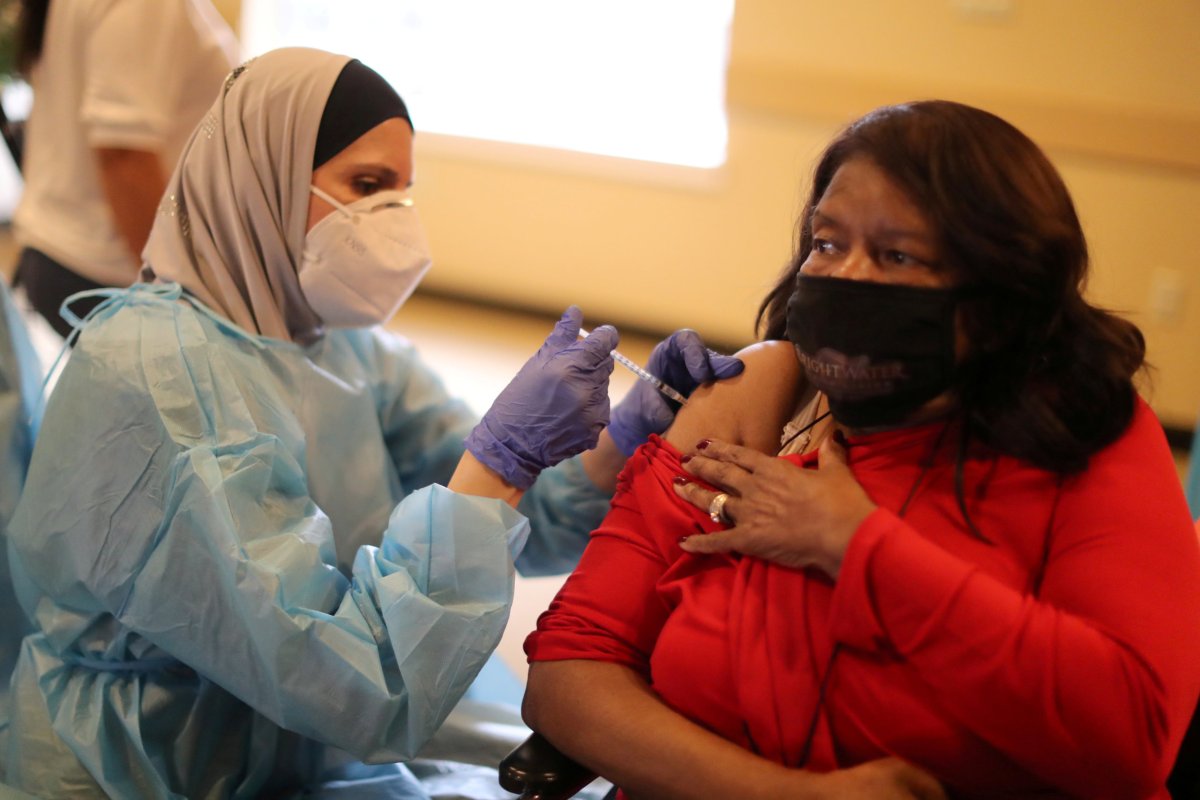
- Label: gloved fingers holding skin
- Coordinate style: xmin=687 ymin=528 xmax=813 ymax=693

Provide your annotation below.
xmin=607 ymin=328 xmax=744 ymax=457
xmin=464 ymin=306 xmax=617 ymax=490
xmin=672 ymin=436 xmax=877 ymax=579
xmin=648 ymin=328 xmax=745 ymax=396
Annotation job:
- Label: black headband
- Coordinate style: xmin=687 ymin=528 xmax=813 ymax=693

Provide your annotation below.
xmin=312 ymin=59 xmax=412 ymax=170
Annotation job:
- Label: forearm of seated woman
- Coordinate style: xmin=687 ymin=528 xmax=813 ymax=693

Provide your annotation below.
xmin=525 ymin=660 xmax=836 ymax=800
xmin=524 ymin=661 xmax=945 ymax=799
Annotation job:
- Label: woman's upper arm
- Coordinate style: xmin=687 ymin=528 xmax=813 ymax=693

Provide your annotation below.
xmin=664 ymin=340 xmax=805 ymax=456
xmin=524 ymin=475 xmax=673 ymax=672
xmin=525 ymin=337 xmax=807 ymax=671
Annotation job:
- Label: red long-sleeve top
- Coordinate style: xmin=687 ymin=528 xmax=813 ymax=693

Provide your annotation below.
xmin=525 ymin=400 xmax=1200 ymax=799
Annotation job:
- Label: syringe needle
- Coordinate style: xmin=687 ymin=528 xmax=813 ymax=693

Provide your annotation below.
xmin=578 ymin=327 xmax=688 ymax=406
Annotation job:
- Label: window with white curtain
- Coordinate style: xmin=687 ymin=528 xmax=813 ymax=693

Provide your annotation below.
xmin=239 ymin=0 xmax=733 ymax=169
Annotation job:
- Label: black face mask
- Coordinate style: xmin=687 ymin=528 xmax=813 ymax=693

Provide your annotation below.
xmin=785 ymin=274 xmax=959 ymax=429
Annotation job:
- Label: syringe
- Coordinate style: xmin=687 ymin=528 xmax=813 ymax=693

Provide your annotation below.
xmin=578 ymin=327 xmax=688 ymax=406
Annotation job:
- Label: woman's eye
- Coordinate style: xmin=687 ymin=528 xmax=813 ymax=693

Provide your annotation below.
xmin=352 ymin=179 xmax=381 ymax=196
xmin=886 ymin=250 xmax=916 ymax=266
xmin=812 ymin=238 xmax=836 ymax=255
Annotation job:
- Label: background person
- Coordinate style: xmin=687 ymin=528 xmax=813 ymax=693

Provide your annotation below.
xmin=2 ymin=48 xmax=739 ymax=798
xmin=522 ymin=100 xmax=1200 ymax=799
xmin=11 ymin=0 xmax=238 ymax=338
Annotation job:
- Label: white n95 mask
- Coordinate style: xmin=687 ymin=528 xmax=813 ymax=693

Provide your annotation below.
xmin=299 ymin=184 xmax=433 ymax=328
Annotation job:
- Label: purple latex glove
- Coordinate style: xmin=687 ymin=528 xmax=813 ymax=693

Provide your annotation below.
xmin=465 ymin=306 xmax=618 ymax=489
xmin=607 ymin=329 xmax=744 ymax=457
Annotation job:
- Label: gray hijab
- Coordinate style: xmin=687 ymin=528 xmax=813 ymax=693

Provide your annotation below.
xmin=142 ymin=47 xmax=351 ymax=343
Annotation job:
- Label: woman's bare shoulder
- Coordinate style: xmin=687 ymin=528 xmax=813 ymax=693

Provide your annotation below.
xmin=664 ymin=340 xmax=806 ymax=455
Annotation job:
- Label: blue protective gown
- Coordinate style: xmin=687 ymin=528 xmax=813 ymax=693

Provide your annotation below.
xmin=0 ymin=281 xmax=41 ymax=765
xmin=2 ymin=283 xmax=609 ymax=798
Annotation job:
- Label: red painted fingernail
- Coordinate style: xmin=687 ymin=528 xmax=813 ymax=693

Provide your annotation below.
xmin=680 ymin=455 xmax=693 ymax=464
xmin=696 ymin=439 xmax=712 ymax=450
xmin=673 ymin=475 xmax=689 ymax=486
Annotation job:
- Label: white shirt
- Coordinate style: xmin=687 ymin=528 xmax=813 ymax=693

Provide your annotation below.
xmin=14 ymin=0 xmax=238 ymax=286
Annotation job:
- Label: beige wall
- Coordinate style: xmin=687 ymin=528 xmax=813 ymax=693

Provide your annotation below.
xmin=223 ymin=0 xmax=1200 ymax=427
xmin=210 ymin=0 xmax=241 ymax=28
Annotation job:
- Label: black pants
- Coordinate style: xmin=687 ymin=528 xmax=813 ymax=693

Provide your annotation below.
xmin=14 ymin=247 xmax=107 ymax=340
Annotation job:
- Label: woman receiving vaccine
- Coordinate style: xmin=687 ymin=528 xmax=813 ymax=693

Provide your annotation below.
xmin=523 ymin=100 xmax=1200 ymax=799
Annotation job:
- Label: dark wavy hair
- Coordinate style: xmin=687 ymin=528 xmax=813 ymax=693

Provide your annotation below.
xmin=758 ymin=100 xmax=1145 ymax=475
xmin=15 ymin=0 xmax=51 ymax=76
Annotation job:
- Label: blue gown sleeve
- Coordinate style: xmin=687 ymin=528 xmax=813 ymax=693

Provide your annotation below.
xmin=0 ymin=283 xmax=42 ymax=530
xmin=0 ymin=281 xmax=41 ymax=738
xmin=362 ymin=329 xmax=477 ymax=495
xmin=8 ymin=306 xmax=530 ymax=763
xmin=361 ymin=329 xmax=613 ymax=577
xmin=516 ymin=455 xmax=612 ymax=576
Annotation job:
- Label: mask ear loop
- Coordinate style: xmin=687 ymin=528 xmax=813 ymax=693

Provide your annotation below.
xmin=309 ymin=184 xmax=356 ymax=219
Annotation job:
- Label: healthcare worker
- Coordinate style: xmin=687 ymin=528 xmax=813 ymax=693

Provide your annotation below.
xmin=2 ymin=48 xmax=741 ymax=798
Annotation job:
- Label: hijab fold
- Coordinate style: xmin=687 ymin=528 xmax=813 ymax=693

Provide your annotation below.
xmin=142 ymin=47 xmax=351 ymax=344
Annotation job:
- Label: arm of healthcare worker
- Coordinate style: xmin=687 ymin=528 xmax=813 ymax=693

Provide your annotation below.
xmin=383 ymin=311 xmax=744 ymax=574
xmin=467 ymin=322 xmax=744 ymax=497
xmin=514 ymin=327 xmax=745 ymax=575
xmin=374 ymin=312 xmax=743 ymax=577
xmin=372 ymin=306 xmax=616 ymax=575
xmin=367 ymin=306 xmax=613 ymax=576
xmin=7 ymin=301 xmax=621 ymax=765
